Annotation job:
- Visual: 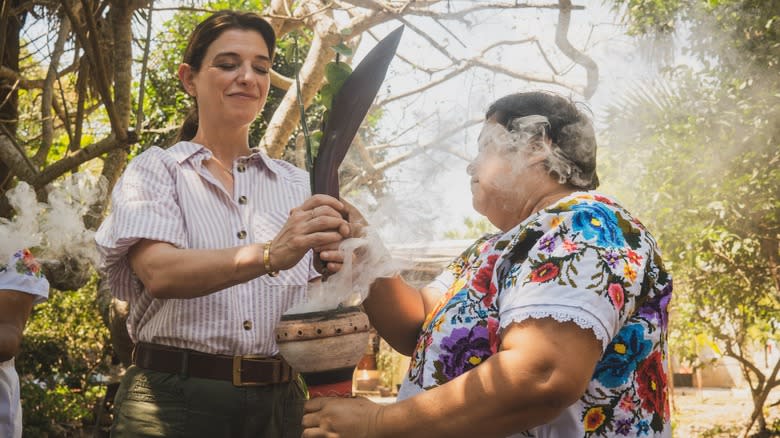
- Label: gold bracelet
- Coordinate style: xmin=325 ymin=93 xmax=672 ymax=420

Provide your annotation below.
xmin=263 ymin=241 xmax=279 ymax=277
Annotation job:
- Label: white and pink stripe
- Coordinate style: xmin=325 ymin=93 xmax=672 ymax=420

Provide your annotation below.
xmin=95 ymin=141 xmax=318 ymax=356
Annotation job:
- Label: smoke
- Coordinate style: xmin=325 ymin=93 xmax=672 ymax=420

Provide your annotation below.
xmin=0 ymin=173 xmax=106 ymax=272
xmin=285 ymin=225 xmax=410 ymax=314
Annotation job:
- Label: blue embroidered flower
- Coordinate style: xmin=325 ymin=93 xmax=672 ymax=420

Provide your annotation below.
xmin=635 ymin=419 xmax=650 ymax=435
xmin=594 ymin=324 xmax=652 ymax=387
xmin=571 ymin=203 xmax=626 ymax=248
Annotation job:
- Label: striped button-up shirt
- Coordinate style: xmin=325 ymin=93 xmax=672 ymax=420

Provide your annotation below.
xmin=95 ymin=141 xmax=318 ymax=355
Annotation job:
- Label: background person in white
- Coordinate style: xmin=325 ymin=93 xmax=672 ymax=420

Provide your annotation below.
xmin=0 ymin=249 xmax=50 ymax=438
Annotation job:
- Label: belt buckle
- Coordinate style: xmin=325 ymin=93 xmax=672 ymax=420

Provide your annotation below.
xmin=232 ymin=355 xmax=278 ymax=387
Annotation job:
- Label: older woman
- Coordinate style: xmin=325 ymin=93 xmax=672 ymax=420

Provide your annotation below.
xmin=303 ymin=91 xmax=673 ymax=437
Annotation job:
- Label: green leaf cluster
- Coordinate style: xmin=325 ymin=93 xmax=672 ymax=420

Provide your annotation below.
xmin=16 ymin=274 xmax=111 ymax=436
xmin=602 ymin=1 xmax=779 ymax=430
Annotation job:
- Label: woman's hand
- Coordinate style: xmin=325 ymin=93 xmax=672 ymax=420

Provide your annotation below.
xmin=269 ymin=195 xmax=350 ymax=272
xmin=302 ymin=396 xmax=383 ymax=438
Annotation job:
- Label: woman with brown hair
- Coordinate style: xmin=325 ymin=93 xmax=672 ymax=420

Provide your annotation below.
xmin=96 ymin=10 xmax=349 ymax=437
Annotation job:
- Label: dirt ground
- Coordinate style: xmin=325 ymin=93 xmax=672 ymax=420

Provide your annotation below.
xmin=369 ymin=387 xmax=779 ymax=437
xmin=673 ymin=387 xmax=780 ymax=437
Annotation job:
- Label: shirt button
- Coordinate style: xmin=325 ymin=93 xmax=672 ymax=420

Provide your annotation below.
xmin=243 ymin=320 xmax=252 ymax=330
xmin=238 ymin=195 xmax=247 ymax=205
xmin=237 ymin=164 xmax=246 ymax=172
xmin=237 ymin=230 xmax=247 ymax=239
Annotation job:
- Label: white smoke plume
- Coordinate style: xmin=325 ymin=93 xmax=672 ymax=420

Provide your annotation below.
xmin=0 ymin=173 xmax=106 ymax=269
xmin=285 ymin=225 xmax=411 ymax=314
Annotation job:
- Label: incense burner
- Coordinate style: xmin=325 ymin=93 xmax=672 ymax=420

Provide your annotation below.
xmin=275 ymin=306 xmax=370 ymax=374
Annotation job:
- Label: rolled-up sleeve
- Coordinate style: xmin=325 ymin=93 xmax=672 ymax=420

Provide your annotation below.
xmin=95 ymin=147 xmax=187 ymax=301
xmin=0 ymin=250 xmax=50 ymax=304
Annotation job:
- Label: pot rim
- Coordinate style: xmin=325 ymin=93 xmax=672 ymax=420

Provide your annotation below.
xmin=280 ymin=305 xmax=363 ymax=321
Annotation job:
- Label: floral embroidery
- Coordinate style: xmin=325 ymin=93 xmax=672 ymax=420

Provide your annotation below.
xmin=405 ymin=193 xmax=672 ymax=436
xmin=594 ymin=324 xmax=652 ymax=387
xmin=583 ymin=406 xmax=609 ymax=433
xmin=570 ymin=202 xmax=626 ymax=248
xmin=608 ymin=283 xmax=625 ymax=311
xmin=637 ymin=351 xmax=669 ymax=419
xmin=432 ymin=325 xmax=491 ymax=384
xmin=7 ymin=249 xmax=44 ymax=278
xmin=528 ymin=261 xmax=559 ymax=283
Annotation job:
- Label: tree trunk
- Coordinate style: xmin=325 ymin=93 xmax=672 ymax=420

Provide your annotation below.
xmin=0 ymin=0 xmax=24 ymax=213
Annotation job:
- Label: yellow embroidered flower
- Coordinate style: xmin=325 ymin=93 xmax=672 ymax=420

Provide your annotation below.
xmin=623 ymin=264 xmax=637 ymax=282
xmin=550 ymin=216 xmax=563 ymax=228
xmin=583 ymin=406 xmax=606 ymax=432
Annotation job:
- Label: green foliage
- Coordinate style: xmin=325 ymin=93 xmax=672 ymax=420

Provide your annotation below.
xmin=602 ymin=1 xmax=779 ymax=430
xmin=16 ymin=274 xmax=111 ymax=436
xmin=443 ymin=217 xmax=498 ymax=240
xmin=611 ymin=0 xmax=685 ymax=35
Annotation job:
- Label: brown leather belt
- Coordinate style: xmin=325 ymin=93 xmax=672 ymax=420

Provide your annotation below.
xmin=133 ymin=342 xmax=295 ymax=387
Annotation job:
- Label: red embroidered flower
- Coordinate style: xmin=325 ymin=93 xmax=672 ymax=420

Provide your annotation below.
xmin=619 ymin=394 xmax=636 ymax=412
xmin=608 ymin=283 xmax=625 ymax=311
xmin=628 ymin=249 xmax=643 ymax=265
xmin=637 ymin=351 xmax=669 ymax=419
xmin=529 ymin=262 xmax=559 ymax=283
xmin=472 ymin=255 xmax=498 ymax=295
xmin=20 ymin=249 xmax=41 ymax=274
xmin=487 ymin=317 xmax=500 ymax=354
xmin=583 ymin=406 xmax=607 ymax=432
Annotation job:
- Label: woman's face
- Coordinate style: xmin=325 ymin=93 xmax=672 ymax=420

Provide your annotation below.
xmin=180 ymin=29 xmax=271 ymax=129
xmin=467 ymin=120 xmax=538 ymax=230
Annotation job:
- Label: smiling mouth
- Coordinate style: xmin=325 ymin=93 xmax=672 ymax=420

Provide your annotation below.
xmin=228 ymin=93 xmax=257 ymax=99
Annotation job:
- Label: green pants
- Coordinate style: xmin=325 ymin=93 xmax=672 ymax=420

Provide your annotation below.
xmin=110 ymin=365 xmax=306 ymax=438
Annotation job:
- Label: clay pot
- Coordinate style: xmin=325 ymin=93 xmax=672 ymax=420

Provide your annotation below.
xmin=275 ymin=306 xmax=370 ymax=373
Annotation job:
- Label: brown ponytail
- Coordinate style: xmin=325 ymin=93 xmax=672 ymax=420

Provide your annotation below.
xmin=174 ymin=106 xmax=199 ymax=143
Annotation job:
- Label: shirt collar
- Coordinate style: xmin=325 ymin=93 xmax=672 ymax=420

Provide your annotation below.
xmin=168 ymin=141 xmax=282 ymax=176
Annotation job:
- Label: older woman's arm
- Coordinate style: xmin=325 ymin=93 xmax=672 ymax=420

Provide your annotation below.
xmin=303 ymin=317 xmax=602 ymax=438
xmin=0 ymin=290 xmax=36 ymax=362
xmin=362 ymin=277 xmax=444 ymax=356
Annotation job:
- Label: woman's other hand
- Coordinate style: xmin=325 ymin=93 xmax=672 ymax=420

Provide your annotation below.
xmin=270 ymin=194 xmax=350 ymax=272
xmin=302 ymin=396 xmax=383 ymax=438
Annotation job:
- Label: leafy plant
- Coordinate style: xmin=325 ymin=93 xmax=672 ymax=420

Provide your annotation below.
xmin=17 ymin=274 xmax=111 ymax=436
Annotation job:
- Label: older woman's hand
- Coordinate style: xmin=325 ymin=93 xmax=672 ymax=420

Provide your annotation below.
xmin=302 ymin=396 xmax=383 ymax=438
xmin=315 ymin=199 xmax=369 ymax=275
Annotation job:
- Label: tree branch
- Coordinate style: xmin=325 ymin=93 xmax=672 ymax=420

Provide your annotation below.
xmin=35 ymin=13 xmax=71 ymax=165
xmin=61 ymin=0 xmax=124 ymax=140
xmin=555 ymin=0 xmax=598 ymax=98
xmin=0 ymin=61 xmax=79 ymax=89
xmin=32 ymin=134 xmax=127 ymax=188
xmin=0 ymin=131 xmax=38 ymax=182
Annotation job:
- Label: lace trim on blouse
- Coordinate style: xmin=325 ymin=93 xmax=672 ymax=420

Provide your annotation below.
xmin=499 ymin=306 xmax=611 ymax=350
